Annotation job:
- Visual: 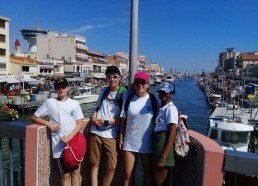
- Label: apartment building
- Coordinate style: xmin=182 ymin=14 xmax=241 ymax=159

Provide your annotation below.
xmin=0 ymin=16 xmax=10 ymax=76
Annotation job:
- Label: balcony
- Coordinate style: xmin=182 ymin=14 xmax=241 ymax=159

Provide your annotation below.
xmin=75 ymin=45 xmax=88 ymax=51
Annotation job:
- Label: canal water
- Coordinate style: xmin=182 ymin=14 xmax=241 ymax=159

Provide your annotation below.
xmin=1 ymin=77 xmax=210 ymax=184
xmin=18 ymin=77 xmax=210 ymax=134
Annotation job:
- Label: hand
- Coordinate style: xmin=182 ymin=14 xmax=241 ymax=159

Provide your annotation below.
xmin=92 ymin=118 xmax=103 ymax=126
xmin=157 ymin=159 xmax=165 ymax=168
xmin=119 ymin=140 xmax=123 ymax=150
xmin=46 ymin=122 xmax=61 ymax=132
xmin=97 ymin=119 xmax=104 ymax=126
xmin=61 ymin=135 xmax=72 ymax=143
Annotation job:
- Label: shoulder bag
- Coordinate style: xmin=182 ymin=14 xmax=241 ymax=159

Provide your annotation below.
xmin=56 ymin=100 xmax=87 ymax=169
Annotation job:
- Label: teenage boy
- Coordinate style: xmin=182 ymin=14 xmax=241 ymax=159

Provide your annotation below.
xmin=89 ymin=66 xmax=128 ymax=186
xmin=31 ymin=78 xmax=84 ymax=186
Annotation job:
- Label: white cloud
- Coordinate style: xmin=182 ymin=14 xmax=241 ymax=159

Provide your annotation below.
xmin=66 ymin=25 xmax=95 ymax=33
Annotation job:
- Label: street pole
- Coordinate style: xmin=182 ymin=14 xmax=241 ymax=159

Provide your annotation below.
xmin=129 ymin=0 xmax=138 ymax=85
xmin=242 ymin=73 xmax=244 ymax=108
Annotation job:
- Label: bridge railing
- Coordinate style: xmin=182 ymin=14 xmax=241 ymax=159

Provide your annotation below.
xmin=1 ymin=118 xmax=258 ymax=186
xmin=0 ymin=121 xmax=28 ymax=186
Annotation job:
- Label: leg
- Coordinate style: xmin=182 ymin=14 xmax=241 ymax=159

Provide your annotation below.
xmin=89 ymin=134 xmax=102 ymax=186
xmin=154 ymin=166 xmax=169 ymax=186
xmin=90 ymin=164 xmax=99 ymax=186
xmin=102 ymin=137 xmax=118 ymax=186
xmin=122 ymin=151 xmax=138 ymax=186
xmin=61 ymin=173 xmax=71 ymax=186
xmin=102 ymin=165 xmax=116 ymax=186
xmin=70 ymin=169 xmax=81 ymax=186
xmin=140 ymin=153 xmax=154 ymax=186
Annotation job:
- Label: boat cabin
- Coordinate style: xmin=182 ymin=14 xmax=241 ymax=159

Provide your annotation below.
xmin=208 ymin=120 xmax=254 ymax=152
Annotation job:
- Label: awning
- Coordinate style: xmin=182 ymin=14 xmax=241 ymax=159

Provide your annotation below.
xmin=40 ymin=66 xmax=53 ymax=70
xmin=85 ymin=74 xmax=93 ymax=78
xmin=0 ymin=79 xmax=21 ymax=83
xmin=21 ymin=79 xmax=44 ymax=85
xmin=66 ymin=78 xmax=84 ymax=82
xmin=93 ymin=74 xmax=106 ymax=79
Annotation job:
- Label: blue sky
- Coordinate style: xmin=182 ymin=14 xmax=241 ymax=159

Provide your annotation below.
xmin=1 ymin=0 xmax=258 ymax=73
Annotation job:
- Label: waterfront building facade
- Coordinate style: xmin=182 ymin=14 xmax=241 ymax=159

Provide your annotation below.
xmin=218 ymin=48 xmax=240 ymax=75
xmin=236 ymin=52 xmax=258 ymax=77
xmin=9 ymin=55 xmax=38 ymax=77
xmin=0 ymin=16 xmax=10 ymax=76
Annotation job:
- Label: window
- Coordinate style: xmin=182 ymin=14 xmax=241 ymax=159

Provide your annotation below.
xmin=0 ymin=63 xmax=6 ymax=69
xmin=0 ymin=48 xmax=6 ymax=56
xmin=0 ymin=34 xmax=5 ymax=43
xmin=22 ymin=66 xmax=29 ymax=72
xmin=210 ymin=128 xmax=218 ymax=139
xmin=0 ymin=20 xmax=5 ymax=28
xmin=221 ymin=131 xmax=249 ymax=144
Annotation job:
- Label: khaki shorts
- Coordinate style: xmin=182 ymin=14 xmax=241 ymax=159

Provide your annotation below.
xmin=89 ymin=133 xmax=118 ymax=167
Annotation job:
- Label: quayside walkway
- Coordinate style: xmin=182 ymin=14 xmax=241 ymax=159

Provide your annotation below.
xmin=0 ymin=118 xmax=258 ymax=186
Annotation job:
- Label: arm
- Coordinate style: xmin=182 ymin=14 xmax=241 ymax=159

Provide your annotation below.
xmin=31 ymin=114 xmax=61 ymax=132
xmin=119 ymin=117 xmax=127 ymax=149
xmin=91 ymin=111 xmax=101 ymax=126
xmin=61 ymin=118 xmax=83 ymax=143
xmin=157 ymin=123 xmax=177 ymax=167
xmin=92 ymin=110 xmax=121 ymax=127
xmin=97 ymin=117 xmax=121 ymax=126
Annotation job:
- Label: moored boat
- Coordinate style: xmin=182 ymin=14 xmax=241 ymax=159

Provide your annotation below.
xmin=164 ymin=75 xmax=174 ymax=83
xmin=72 ymin=85 xmax=99 ymax=104
xmin=207 ymin=106 xmax=257 ymax=152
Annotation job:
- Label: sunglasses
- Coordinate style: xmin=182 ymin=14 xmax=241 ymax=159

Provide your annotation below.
xmin=55 ymin=85 xmax=68 ymax=90
xmin=107 ymin=74 xmax=119 ymax=80
xmin=134 ymin=79 xmax=147 ymax=86
xmin=158 ymin=90 xmax=168 ymax=95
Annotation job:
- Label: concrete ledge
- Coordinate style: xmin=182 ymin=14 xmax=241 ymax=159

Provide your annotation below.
xmin=189 ymin=130 xmax=224 ymax=186
xmin=25 ymin=119 xmax=224 ymax=186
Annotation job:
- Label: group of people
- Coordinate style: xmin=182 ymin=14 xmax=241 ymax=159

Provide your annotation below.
xmin=31 ymin=66 xmax=179 ymax=186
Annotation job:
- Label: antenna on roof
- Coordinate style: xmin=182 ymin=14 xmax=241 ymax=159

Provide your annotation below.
xmin=34 ymin=8 xmax=40 ymax=30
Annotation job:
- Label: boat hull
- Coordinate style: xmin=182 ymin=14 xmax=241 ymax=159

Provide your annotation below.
xmin=73 ymin=95 xmax=99 ymax=104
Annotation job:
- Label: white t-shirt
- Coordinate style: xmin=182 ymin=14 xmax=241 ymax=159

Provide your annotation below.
xmin=34 ymin=98 xmax=84 ymax=158
xmin=91 ymin=87 xmax=128 ymax=138
xmin=120 ymin=94 xmax=159 ymax=153
xmin=154 ymin=101 xmax=178 ymax=132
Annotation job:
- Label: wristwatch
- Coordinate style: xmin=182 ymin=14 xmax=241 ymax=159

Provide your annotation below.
xmin=104 ymin=120 xmax=109 ymax=126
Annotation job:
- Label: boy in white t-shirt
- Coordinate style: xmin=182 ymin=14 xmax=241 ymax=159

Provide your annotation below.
xmin=89 ymin=66 xmax=128 ymax=186
xmin=154 ymin=82 xmax=178 ymax=186
xmin=31 ymin=78 xmax=84 ymax=186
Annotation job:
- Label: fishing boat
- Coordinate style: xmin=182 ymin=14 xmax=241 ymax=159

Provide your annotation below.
xmin=72 ymin=85 xmax=99 ymax=104
xmin=207 ymin=106 xmax=255 ymax=152
xmin=164 ymin=75 xmax=174 ymax=83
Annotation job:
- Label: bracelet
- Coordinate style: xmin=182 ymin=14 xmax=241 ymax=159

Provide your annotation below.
xmin=159 ymin=159 xmax=165 ymax=163
xmin=104 ymin=120 xmax=109 ymax=126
